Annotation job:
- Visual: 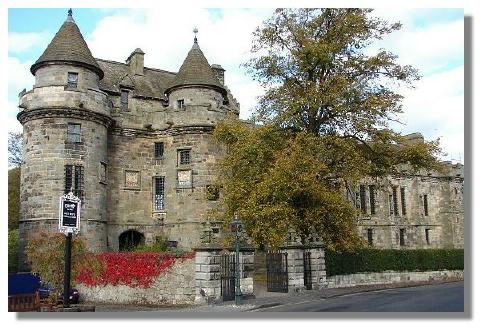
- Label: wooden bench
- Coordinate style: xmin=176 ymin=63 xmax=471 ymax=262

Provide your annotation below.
xmin=8 ymin=291 xmax=40 ymax=312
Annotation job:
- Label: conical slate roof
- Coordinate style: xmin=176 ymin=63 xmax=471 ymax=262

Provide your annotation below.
xmin=30 ymin=10 xmax=103 ymax=79
xmin=165 ymin=39 xmax=225 ymax=95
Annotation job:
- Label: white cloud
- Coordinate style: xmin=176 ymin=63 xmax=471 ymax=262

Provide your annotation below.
xmin=8 ymin=31 xmax=50 ymax=54
xmin=86 ymin=8 xmax=272 ymax=118
xmin=391 ymin=66 xmax=464 ymax=162
xmin=7 ymin=9 xmax=464 ymax=163
xmin=8 ymin=56 xmax=34 ymax=98
xmin=370 ymin=11 xmax=463 ymax=75
xmin=7 ymin=100 xmax=23 ymax=133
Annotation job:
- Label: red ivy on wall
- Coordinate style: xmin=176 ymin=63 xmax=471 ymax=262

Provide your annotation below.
xmin=77 ymin=251 xmax=195 ymax=288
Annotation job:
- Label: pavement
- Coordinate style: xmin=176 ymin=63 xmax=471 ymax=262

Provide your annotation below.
xmin=93 ymin=278 xmax=463 ymax=312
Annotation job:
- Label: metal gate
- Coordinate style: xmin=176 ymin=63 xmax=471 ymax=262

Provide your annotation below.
xmin=266 ymin=251 xmax=288 ymax=293
xmin=303 ymin=251 xmax=312 ymax=290
xmin=220 ymin=253 xmax=235 ymax=301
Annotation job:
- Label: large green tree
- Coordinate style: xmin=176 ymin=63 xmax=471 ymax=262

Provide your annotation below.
xmin=213 ymin=9 xmax=442 ymax=251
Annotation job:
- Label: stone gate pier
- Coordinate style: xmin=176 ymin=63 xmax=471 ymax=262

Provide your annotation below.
xmin=281 ymin=245 xmax=327 ymax=292
xmin=194 ymin=244 xmax=255 ymax=304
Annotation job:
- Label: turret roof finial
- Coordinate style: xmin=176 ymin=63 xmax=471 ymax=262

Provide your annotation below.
xmin=193 ymin=27 xmax=198 ymax=43
xmin=66 ymin=8 xmax=75 ymax=23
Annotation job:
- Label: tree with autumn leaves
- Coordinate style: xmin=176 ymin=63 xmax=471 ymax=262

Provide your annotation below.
xmin=213 ymin=9 xmax=442 ymax=251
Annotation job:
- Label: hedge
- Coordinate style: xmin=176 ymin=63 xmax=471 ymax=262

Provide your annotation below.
xmin=325 ymin=248 xmax=464 ymax=276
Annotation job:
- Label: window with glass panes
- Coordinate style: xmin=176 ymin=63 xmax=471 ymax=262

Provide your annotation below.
xmin=65 ymin=165 xmax=84 ymax=199
xmin=177 ymin=99 xmax=185 ymax=109
xmin=359 ymin=185 xmax=366 ymax=214
xmin=399 ymin=228 xmax=406 ymax=246
xmin=154 ymin=142 xmax=164 ymax=159
xmin=178 ymin=149 xmax=191 ymax=165
xmin=67 ymin=123 xmax=81 ymax=143
xmin=154 ymin=177 xmax=165 ymax=211
xmin=400 ymin=187 xmax=407 ymax=215
xmin=67 ymin=72 xmax=78 ymax=88
xmin=369 ymin=185 xmax=376 ymax=214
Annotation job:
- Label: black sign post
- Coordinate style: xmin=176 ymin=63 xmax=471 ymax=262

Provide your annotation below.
xmin=59 ymin=192 xmax=81 ymax=308
xmin=63 ymin=232 xmax=72 ymax=308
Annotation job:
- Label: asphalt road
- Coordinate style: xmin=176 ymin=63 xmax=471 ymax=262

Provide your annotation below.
xmin=257 ymin=281 xmax=464 ymax=312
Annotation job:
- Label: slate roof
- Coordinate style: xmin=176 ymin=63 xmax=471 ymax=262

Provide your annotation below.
xmin=165 ymin=40 xmax=226 ymax=96
xmin=30 ymin=13 xmax=103 ymax=78
xmin=31 ymin=11 xmax=225 ymax=100
xmin=96 ymin=59 xmax=176 ymax=99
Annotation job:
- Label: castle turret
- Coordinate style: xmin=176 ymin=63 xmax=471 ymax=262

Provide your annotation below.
xmin=164 ymin=33 xmax=227 ymax=115
xmin=17 ymin=9 xmax=111 ymax=269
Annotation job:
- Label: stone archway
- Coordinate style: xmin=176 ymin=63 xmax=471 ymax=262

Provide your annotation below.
xmin=118 ymin=229 xmax=145 ymax=251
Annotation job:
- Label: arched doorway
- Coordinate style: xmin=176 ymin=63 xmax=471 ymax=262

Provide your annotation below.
xmin=118 ymin=230 xmax=145 ymax=251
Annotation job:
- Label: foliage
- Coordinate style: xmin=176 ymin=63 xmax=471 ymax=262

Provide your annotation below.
xmin=24 ymin=231 xmax=95 ymax=290
xmin=132 ymin=236 xmax=169 ymax=252
xmin=8 ymin=168 xmax=21 ymax=230
xmin=244 ymin=8 xmax=442 ymax=177
xmin=325 ymin=248 xmax=464 ymax=276
xmin=77 ymin=252 xmax=181 ymax=288
xmin=247 ymin=9 xmax=416 ymax=135
xmin=8 ymin=132 xmax=23 ymax=167
xmin=214 ymin=121 xmax=363 ymax=250
xmin=211 ymin=9 xmax=443 ymax=250
xmin=8 ymin=229 xmax=19 ymax=273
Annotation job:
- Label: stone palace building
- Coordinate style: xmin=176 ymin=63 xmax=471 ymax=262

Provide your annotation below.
xmin=16 ymin=10 xmax=464 ymax=267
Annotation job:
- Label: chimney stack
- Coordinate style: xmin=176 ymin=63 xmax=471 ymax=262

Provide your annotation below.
xmin=211 ymin=64 xmax=225 ymax=85
xmin=126 ymin=48 xmax=145 ymax=76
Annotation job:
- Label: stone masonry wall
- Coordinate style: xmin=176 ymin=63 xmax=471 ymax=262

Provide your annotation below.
xmin=106 ymin=130 xmax=224 ymax=250
xmin=77 ymin=257 xmax=196 ymax=305
xmin=354 ymin=171 xmax=464 ymax=250
xmin=194 ymin=248 xmax=255 ymax=304
xmin=326 ymin=270 xmax=464 ymax=288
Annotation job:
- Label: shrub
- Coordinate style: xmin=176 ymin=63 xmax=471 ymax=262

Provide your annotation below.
xmin=77 ymin=252 xmax=178 ymax=288
xmin=25 ymin=231 xmax=101 ymax=290
xmin=325 ymin=248 xmax=464 ymax=276
xmin=8 ymin=229 xmax=19 ymax=273
xmin=132 ymin=236 xmax=169 ymax=252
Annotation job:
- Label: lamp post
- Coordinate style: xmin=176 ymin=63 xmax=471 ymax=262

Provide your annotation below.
xmin=231 ymin=214 xmax=242 ymax=305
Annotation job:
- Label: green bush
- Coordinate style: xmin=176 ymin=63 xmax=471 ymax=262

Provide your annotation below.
xmin=25 ymin=231 xmax=94 ymax=290
xmin=8 ymin=229 xmax=19 ymax=273
xmin=325 ymin=248 xmax=464 ymax=276
xmin=132 ymin=236 xmax=186 ymax=257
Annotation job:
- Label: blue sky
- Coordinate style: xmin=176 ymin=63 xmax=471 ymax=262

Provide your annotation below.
xmin=7 ymin=8 xmax=464 ymax=162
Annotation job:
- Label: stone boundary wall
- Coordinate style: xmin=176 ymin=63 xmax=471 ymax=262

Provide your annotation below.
xmin=325 ymin=270 xmax=463 ymax=288
xmin=77 ymin=257 xmax=195 ymax=305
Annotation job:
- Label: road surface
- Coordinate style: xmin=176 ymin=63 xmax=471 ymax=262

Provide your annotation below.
xmin=256 ymin=281 xmax=464 ymax=312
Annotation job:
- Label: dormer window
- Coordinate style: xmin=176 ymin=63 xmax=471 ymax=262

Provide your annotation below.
xmin=177 ymin=99 xmax=185 ymax=109
xmin=67 ymin=72 xmax=78 ymax=88
xmin=120 ymin=90 xmax=129 ymax=110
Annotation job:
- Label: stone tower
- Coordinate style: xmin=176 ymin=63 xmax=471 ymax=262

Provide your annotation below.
xmin=164 ymin=35 xmax=228 ymax=117
xmin=17 ymin=10 xmax=111 ymax=269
